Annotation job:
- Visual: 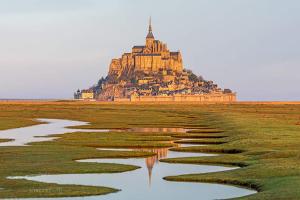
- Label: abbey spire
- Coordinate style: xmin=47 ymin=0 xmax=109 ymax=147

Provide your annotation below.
xmin=146 ymin=17 xmax=155 ymax=48
xmin=146 ymin=17 xmax=154 ymax=39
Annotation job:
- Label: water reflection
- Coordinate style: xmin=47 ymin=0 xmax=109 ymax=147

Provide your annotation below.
xmin=5 ymin=119 xmax=256 ymax=200
xmin=143 ymin=148 xmax=169 ymax=186
xmin=113 ymin=127 xmax=189 ymax=133
xmin=18 ymin=143 xmax=254 ymax=200
xmin=98 ymin=143 xmax=212 ymax=187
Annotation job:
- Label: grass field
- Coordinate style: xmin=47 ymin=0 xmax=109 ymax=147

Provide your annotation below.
xmin=0 ymin=101 xmax=299 ymax=199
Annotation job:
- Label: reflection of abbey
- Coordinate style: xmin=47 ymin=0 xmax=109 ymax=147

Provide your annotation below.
xmin=109 ymin=18 xmax=183 ymax=76
xmin=74 ymin=19 xmax=236 ymax=102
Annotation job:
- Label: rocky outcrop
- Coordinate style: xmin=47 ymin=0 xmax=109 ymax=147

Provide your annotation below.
xmin=75 ymin=20 xmax=236 ymax=102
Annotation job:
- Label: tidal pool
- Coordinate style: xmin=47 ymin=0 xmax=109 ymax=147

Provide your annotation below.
xmin=0 ymin=119 xmax=108 ymax=146
xmin=3 ymin=119 xmax=256 ymax=199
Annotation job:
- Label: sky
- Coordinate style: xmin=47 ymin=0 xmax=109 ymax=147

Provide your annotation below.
xmin=0 ymin=0 xmax=299 ymax=101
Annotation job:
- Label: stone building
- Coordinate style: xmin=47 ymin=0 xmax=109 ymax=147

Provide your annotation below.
xmin=108 ymin=18 xmax=183 ymax=77
xmin=74 ymin=89 xmax=94 ymax=100
xmin=75 ymin=18 xmax=237 ymax=102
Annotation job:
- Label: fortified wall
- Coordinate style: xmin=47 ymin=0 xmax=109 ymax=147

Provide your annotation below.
xmin=114 ymin=93 xmax=236 ymax=103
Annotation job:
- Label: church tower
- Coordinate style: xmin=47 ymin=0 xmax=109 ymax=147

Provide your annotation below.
xmin=146 ymin=17 xmax=154 ymax=48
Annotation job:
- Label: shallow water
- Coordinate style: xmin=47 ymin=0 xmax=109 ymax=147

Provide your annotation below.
xmin=3 ymin=119 xmax=256 ymax=199
xmin=128 ymin=127 xmax=188 ymax=133
xmin=0 ymin=119 xmax=108 ymax=146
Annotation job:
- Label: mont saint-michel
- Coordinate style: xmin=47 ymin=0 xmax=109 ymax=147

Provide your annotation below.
xmin=1 ymin=1 xmax=300 ymax=199
xmin=74 ymin=20 xmax=236 ymax=102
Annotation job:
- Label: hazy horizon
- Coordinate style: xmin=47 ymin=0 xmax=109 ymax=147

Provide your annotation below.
xmin=0 ymin=0 xmax=299 ymax=101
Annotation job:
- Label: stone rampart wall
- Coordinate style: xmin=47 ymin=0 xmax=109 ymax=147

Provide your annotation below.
xmin=129 ymin=93 xmax=236 ymax=102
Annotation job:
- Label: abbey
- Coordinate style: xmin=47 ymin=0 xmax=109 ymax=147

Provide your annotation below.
xmin=74 ymin=19 xmax=236 ymax=102
xmin=108 ymin=19 xmax=183 ymax=77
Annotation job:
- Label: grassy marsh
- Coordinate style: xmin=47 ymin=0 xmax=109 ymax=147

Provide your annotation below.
xmin=0 ymin=101 xmax=299 ymax=199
